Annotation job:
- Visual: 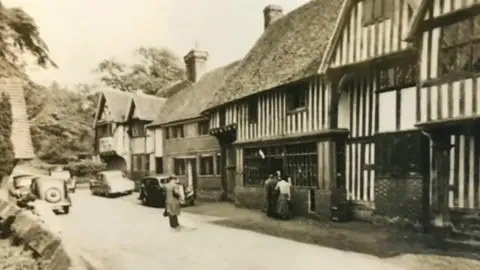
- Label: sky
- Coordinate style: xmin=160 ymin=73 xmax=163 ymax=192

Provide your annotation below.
xmin=3 ymin=0 xmax=310 ymax=88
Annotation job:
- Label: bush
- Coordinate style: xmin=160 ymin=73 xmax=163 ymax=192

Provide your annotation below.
xmin=0 ymin=93 xmax=15 ymax=179
xmin=64 ymin=160 xmax=106 ymax=178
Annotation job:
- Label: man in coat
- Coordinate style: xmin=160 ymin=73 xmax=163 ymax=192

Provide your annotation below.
xmin=264 ymin=173 xmax=279 ymax=217
xmin=164 ymin=176 xmax=182 ymax=229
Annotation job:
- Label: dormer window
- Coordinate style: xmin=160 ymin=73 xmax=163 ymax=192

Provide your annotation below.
xmin=286 ymin=81 xmax=308 ymax=112
xmin=362 ymin=0 xmax=393 ymax=26
xmin=247 ymin=99 xmax=258 ymax=123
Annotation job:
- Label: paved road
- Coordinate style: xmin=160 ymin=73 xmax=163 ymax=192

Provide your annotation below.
xmin=47 ymin=190 xmax=407 ymax=270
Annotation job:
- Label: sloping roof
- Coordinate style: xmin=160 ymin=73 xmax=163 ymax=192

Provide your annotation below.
xmin=205 ymin=0 xmax=344 ymax=110
xmin=0 ymin=76 xmax=35 ymax=159
xmin=150 ymin=60 xmax=241 ymax=126
xmin=155 ymin=80 xmax=192 ymax=98
xmin=128 ymin=93 xmax=166 ymax=121
xmin=94 ymin=89 xmax=132 ymax=124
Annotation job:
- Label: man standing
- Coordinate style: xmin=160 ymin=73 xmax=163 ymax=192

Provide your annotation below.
xmin=164 ymin=177 xmax=182 ymax=229
xmin=264 ymin=173 xmax=278 ymax=217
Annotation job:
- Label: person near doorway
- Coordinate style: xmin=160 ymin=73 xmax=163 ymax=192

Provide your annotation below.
xmin=164 ymin=176 xmax=182 ymax=229
xmin=264 ymin=173 xmax=279 ymax=217
xmin=275 ymin=174 xmax=292 ymax=220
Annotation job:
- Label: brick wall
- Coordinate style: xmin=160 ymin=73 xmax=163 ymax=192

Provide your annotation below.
xmin=374 ymin=174 xmax=425 ymax=224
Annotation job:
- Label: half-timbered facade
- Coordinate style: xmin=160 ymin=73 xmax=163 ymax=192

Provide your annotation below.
xmin=405 ymin=0 xmax=480 ymax=242
xmin=124 ymin=93 xmax=165 ymax=180
xmin=204 ymin=2 xmax=346 ymax=217
xmin=93 ymin=89 xmax=131 ymax=171
xmin=147 ymin=48 xmax=240 ymax=201
xmin=320 ymin=0 xmax=428 ymax=223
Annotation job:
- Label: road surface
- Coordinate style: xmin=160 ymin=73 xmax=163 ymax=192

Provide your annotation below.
xmin=47 ymin=190 xmax=407 ymax=270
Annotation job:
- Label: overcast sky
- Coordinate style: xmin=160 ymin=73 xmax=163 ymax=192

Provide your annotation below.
xmin=4 ymin=0 xmax=310 ymax=87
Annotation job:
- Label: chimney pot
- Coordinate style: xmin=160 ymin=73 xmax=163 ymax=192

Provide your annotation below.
xmin=183 ymin=49 xmax=208 ymax=83
xmin=263 ymin=5 xmax=283 ymax=30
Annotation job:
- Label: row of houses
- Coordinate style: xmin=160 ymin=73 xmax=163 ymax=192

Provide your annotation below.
xmin=93 ymin=0 xmax=480 ymax=240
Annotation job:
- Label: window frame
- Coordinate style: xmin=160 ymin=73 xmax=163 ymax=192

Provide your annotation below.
xmin=173 ymin=158 xmax=186 ymax=175
xmin=197 ymin=120 xmax=210 ymax=136
xmin=375 ymin=60 xmax=418 ymax=132
xmin=167 ymin=124 xmax=185 ymax=140
xmin=199 ymin=155 xmax=214 ymax=176
xmin=130 ymin=122 xmax=146 ymax=138
xmin=438 ymin=16 xmax=480 ymax=78
xmin=286 ymin=82 xmax=308 ymax=112
xmin=247 ymin=99 xmax=258 ymax=124
xmin=362 ymin=0 xmax=393 ymax=27
xmin=243 ymin=143 xmax=318 ymax=187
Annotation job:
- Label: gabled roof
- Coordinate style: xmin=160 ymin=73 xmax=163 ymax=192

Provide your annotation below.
xmin=93 ymin=89 xmax=132 ymax=126
xmin=0 ymin=76 xmax=35 ymax=159
xmin=126 ymin=93 xmax=166 ymax=122
xmin=149 ymin=60 xmax=241 ymax=126
xmin=319 ymin=0 xmax=423 ymax=73
xmin=205 ymin=0 xmax=344 ymax=110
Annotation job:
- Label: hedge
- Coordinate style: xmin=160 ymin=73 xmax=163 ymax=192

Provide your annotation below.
xmin=63 ymin=160 xmax=106 ymax=178
xmin=0 ymin=93 xmax=15 ymax=179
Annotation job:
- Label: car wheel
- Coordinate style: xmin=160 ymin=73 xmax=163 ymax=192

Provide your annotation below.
xmin=63 ymin=206 xmax=70 ymax=214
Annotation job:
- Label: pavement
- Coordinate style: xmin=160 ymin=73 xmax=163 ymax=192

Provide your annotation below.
xmin=39 ymin=190 xmax=412 ymax=270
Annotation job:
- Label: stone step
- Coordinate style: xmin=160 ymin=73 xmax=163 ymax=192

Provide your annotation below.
xmin=443 ymin=238 xmax=480 ymax=255
xmin=451 ymin=228 xmax=480 ymax=242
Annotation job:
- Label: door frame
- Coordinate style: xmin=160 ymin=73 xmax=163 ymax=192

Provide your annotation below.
xmin=186 ymin=158 xmax=197 ymax=194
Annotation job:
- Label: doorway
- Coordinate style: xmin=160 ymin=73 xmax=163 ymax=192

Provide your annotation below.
xmin=186 ymin=158 xmax=197 ymax=195
xmin=269 ymin=157 xmax=284 ymax=177
xmin=223 ymin=145 xmax=237 ymax=201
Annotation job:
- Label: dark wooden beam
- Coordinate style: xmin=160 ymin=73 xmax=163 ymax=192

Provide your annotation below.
xmin=421 ymin=4 xmax=480 ymax=33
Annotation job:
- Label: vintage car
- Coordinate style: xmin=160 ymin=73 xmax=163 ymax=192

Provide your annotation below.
xmin=90 ymin=170 xmax=135 ymax=197
xmin=138 ymin=175 xmax=195 ymax=207
xmin=31 ymin=176 xmax=72 ymax=214
xmin=7 ymin=174 xmax=38 ymax=208
xmin=50 ymin=170 xmax=76 ymax=193
xmin=138 ymin=175 xmax=170 ymax=207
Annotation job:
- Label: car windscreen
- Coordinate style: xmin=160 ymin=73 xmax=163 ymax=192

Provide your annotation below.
xmin=14 ymin=176 xmax=34 ymax=188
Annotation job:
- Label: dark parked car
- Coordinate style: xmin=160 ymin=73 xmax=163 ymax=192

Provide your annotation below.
xmin=138 ymin=175 xmax=170 ymax=207
xmin=138 ymin=175 xmax=195 ymax=207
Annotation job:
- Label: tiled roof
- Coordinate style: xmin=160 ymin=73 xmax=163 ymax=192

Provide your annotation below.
xmin=206 ymin=0 xmax=343 ymax=109
xmin=0 ymin=76 xmax=35 ymax=159
xmin=150 ymin=60 xmax=241 ymax=126
xmin=129 ymin=93 xmax=166 ymax=121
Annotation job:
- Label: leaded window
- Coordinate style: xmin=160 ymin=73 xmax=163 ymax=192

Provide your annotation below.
xmin=243 ymin=143 xmax=318 ymax=187
xmin=439 ymin=16 xmax=480 ymax=77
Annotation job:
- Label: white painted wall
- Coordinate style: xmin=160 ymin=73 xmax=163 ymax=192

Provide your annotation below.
xmin=154 ymin=128 xmax=164 ymax=157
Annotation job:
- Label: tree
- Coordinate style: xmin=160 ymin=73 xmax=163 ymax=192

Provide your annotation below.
xmin=0 ymin=1 xmax=56 ymax=74
xmin=0 ymin=93 xmax=14 ymax=178
xmin=29 ymin=82 xmax=97 ymax=164
xmin=94 ymin=46 xmax=185 ymax=96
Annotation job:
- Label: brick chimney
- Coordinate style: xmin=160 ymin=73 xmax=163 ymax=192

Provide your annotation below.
xmin=184 ymin=49 xmax=208 ymax=83
xmin=263 ymin=5 xmax=283 ymax=30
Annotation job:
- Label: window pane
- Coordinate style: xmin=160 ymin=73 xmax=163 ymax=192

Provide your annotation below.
xmin=473 ymin=42 xmax=480 ymax=71
xmin=456 ymin=44 xmax=471 ymax=71
xmin=457 ymin=20 xmax=472 ymax=43
xmin=474 ymin=16 xmax=480 ymax=37
xmin=439 ymin=48 xmax=456 ymax=75
xmin=441 ymin=24 xmax=458 ymax=47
